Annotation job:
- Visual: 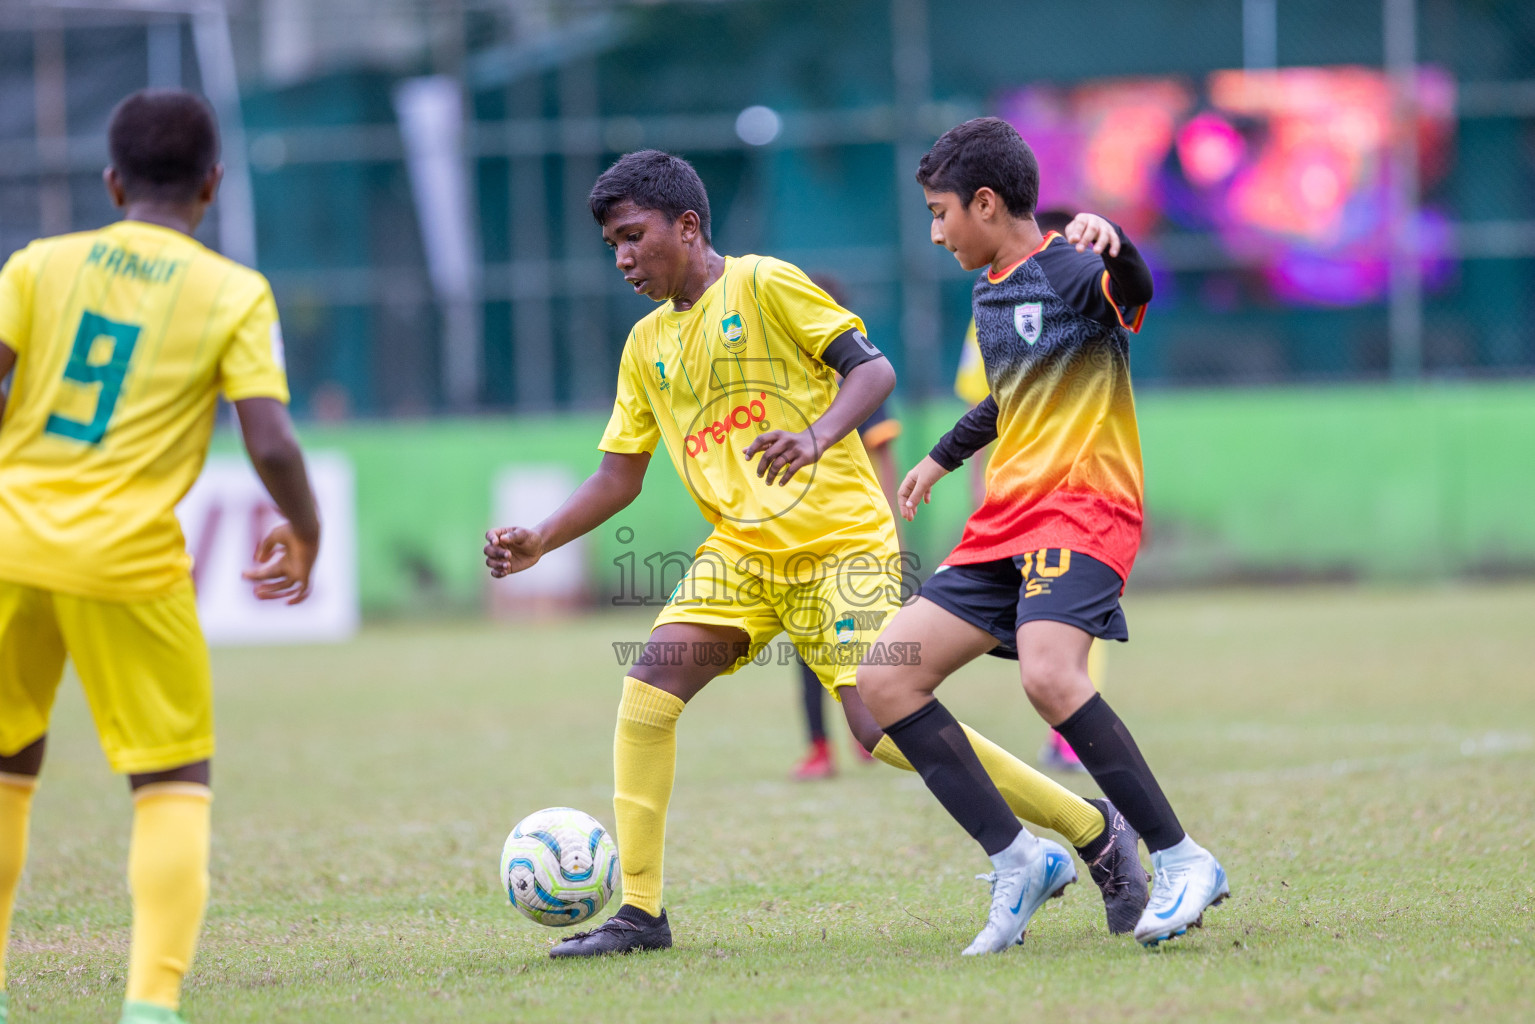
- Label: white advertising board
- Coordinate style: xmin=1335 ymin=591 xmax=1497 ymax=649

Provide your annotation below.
xmin=177 ymin=452 xmax=359 ymax=646
xmin=489 ymin=465 xmax=586 ymax=613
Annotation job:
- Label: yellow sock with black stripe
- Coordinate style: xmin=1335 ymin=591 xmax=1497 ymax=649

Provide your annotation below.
xmin=0 ymin=773 xmax=38 ymax=993
xmin=613 ymin=677 xmax=685 ymax=918
xmin=874 ymin=725 xmax=1104 ymax=848
xmin=126 ymin=783 xmax=211 ymax=1011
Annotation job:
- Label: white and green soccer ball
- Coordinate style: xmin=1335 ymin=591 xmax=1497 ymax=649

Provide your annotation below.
xmin=500 ymin=807 xmax=619 ymax=927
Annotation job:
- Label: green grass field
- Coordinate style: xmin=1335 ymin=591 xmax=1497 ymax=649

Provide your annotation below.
xmin=9 ymin=584 xmax=1535 ymax=1023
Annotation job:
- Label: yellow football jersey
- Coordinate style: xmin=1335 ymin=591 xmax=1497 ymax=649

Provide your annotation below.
xmin=954 ymin=318 xmax=991 ymax=406
xmin=601 ymin=255 xmax=898 ymax=583
xmin=0 ymin=220 xmax=289 ymax=600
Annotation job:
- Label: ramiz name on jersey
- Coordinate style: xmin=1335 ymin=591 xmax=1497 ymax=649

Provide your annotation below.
xmin=85 ymin=243 xmax=185 ymax=284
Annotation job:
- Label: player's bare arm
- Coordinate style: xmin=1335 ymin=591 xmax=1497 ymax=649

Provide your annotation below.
xmin=485 ymin=450 xmax=650 ymax=578
xmin=898 ymin=456 xmax=950 ymax=522
xmin=0 ymin=339 xmax=15 ymax=423
xmin=743 ymin=352 xmax=895 ymax=486
xmin=235 ymin=396 xmax=321 ymax=604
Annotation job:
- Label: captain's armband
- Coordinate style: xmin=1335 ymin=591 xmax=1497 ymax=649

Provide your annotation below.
xmin=821 ymin=329 xmax=884 ymax=377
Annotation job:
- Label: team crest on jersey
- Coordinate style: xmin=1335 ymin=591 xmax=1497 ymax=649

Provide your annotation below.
xmin=1014 ymin=303 xmax=1043 ymax=345
xmin=720 ymin=311 xmax=747 ymax=352
xmin=834 ymin=615 xmax=857 ymax=645
xmin=653 ymin=360 xmax=670 ymax=391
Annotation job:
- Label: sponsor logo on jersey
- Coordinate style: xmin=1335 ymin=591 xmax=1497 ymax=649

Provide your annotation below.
xmin=720 ymin=311 xmax=747 ymax=352
xmin=1014 ymin=302 xmax=1043 ymax=345
xmin=683 ymin=392 xmax=768 ymax=458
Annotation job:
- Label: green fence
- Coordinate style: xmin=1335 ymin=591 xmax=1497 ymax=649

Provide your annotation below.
xmin=1131 ymin=382 xmax=1535 ymax=583
xmin=216 ymin=382 xmax=1535 ymax=616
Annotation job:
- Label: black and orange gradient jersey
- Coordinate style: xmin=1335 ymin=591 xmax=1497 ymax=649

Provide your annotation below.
xmin=930 ymin=229 xmax=1152 ymax=581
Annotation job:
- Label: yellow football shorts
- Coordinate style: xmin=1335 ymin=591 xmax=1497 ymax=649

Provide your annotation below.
xmin=651 ymin=548 xmax=905 ymax=695
xmin=0 ymin=578 xmax=214 ymax=774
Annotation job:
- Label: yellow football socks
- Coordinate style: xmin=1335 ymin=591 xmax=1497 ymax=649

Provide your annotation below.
xmin=873 ymin=725 xmax=1104 ymax=849
xmin=0 ymin=773 xmax=38 ymax=993
xmin=612 ymin=677 xmax=685 ymax=918
xmin=125 ymin=783 xmax=211 ymax=1011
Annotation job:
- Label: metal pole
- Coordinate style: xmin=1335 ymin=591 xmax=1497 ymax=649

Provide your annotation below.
xmin=32 ymin=7 xmax=71 ymax=236
xmin=1242 ymin=0 xmax=1277 ymax=70
xmin=396 ymin=75 xmax=482 ymax=411
xmin=559 ymin=56 xmax=606 ymax=408
xmin=428 ymin=0 xmax=482 ymax=411
xmin=192 ymin=2 xmax=258 ymax=267
xmin=891 ymin=0 xmax=939 ymax=396
xmin=1385 ymin=0 xmax=1423 ymax=380
xmin=147 ymin=16 xmax=182 ymax=88
xmin=510 ymin=76 xmax=554 ymax=411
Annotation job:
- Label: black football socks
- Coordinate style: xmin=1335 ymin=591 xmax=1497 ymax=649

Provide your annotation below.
xmin=1053 ymin=693 xmax=1185 ymax=853
xmin=799 ymin=660 xmax=827 ymax=742
xmin=884 ymin=700 xmax=1022 ymax=856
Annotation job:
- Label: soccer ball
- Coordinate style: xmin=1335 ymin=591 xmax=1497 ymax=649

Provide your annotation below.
xmin=500 ymin=807 xmax=619 ymax=927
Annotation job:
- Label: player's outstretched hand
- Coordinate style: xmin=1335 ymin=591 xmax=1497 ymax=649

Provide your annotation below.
xmin=898 ymin=455 xmax=951 ymax=522
xmin=485 ymin=526 xmax=544 ymax=578
xmin=1064 ymin=213 xmax=1121 ymax=257
xmin=743 ymin=429 xmax=820 ymax=486
xmin=242 ymin=521 xmax=319 ymax=605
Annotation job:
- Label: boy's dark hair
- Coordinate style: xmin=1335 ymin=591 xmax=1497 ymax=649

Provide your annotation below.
xmin=916 ymin=117 xmax=1038 ymax=218
xmin=1035 ymin=208 xmax=1075 ymax=234
xmin=589 ymin=149 xmax=711 ymax=243
xmin=108 ymin=89 xmax=220 ymax=202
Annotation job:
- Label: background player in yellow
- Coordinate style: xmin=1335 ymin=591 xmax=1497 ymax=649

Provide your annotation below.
xmin=0 ymin=90 xmax=321 ymax=1024
xmin=484 ymin=150 xmax=1145 ymax=959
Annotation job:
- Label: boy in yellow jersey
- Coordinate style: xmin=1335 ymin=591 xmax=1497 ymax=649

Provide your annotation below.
xmin=484 ymin=150 xmax=1146 ymax=958
xmin=0 ymin=90 xmax=320 ymax=1024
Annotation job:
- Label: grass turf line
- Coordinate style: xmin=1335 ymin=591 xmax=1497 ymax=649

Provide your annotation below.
xmin=7 ymin=584 xmax=1534 ymax=1022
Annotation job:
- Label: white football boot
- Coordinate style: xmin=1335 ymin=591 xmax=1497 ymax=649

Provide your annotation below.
xmin=1134 ymin=835 xmax=1230 ymax=946
xmin=961 ymin=832 xmax=1077 ymax=955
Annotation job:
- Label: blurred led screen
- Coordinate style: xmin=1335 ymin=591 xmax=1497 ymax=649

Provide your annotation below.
xmin=997 ymin=67 xmax=1456 ymax=306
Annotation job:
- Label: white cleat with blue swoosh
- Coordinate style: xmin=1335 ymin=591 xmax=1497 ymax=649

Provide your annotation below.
xmin=1134 ymin=836 xmax=1229 ymax=946
xmin=961 ymin=834 xmax=1077 ymax=955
